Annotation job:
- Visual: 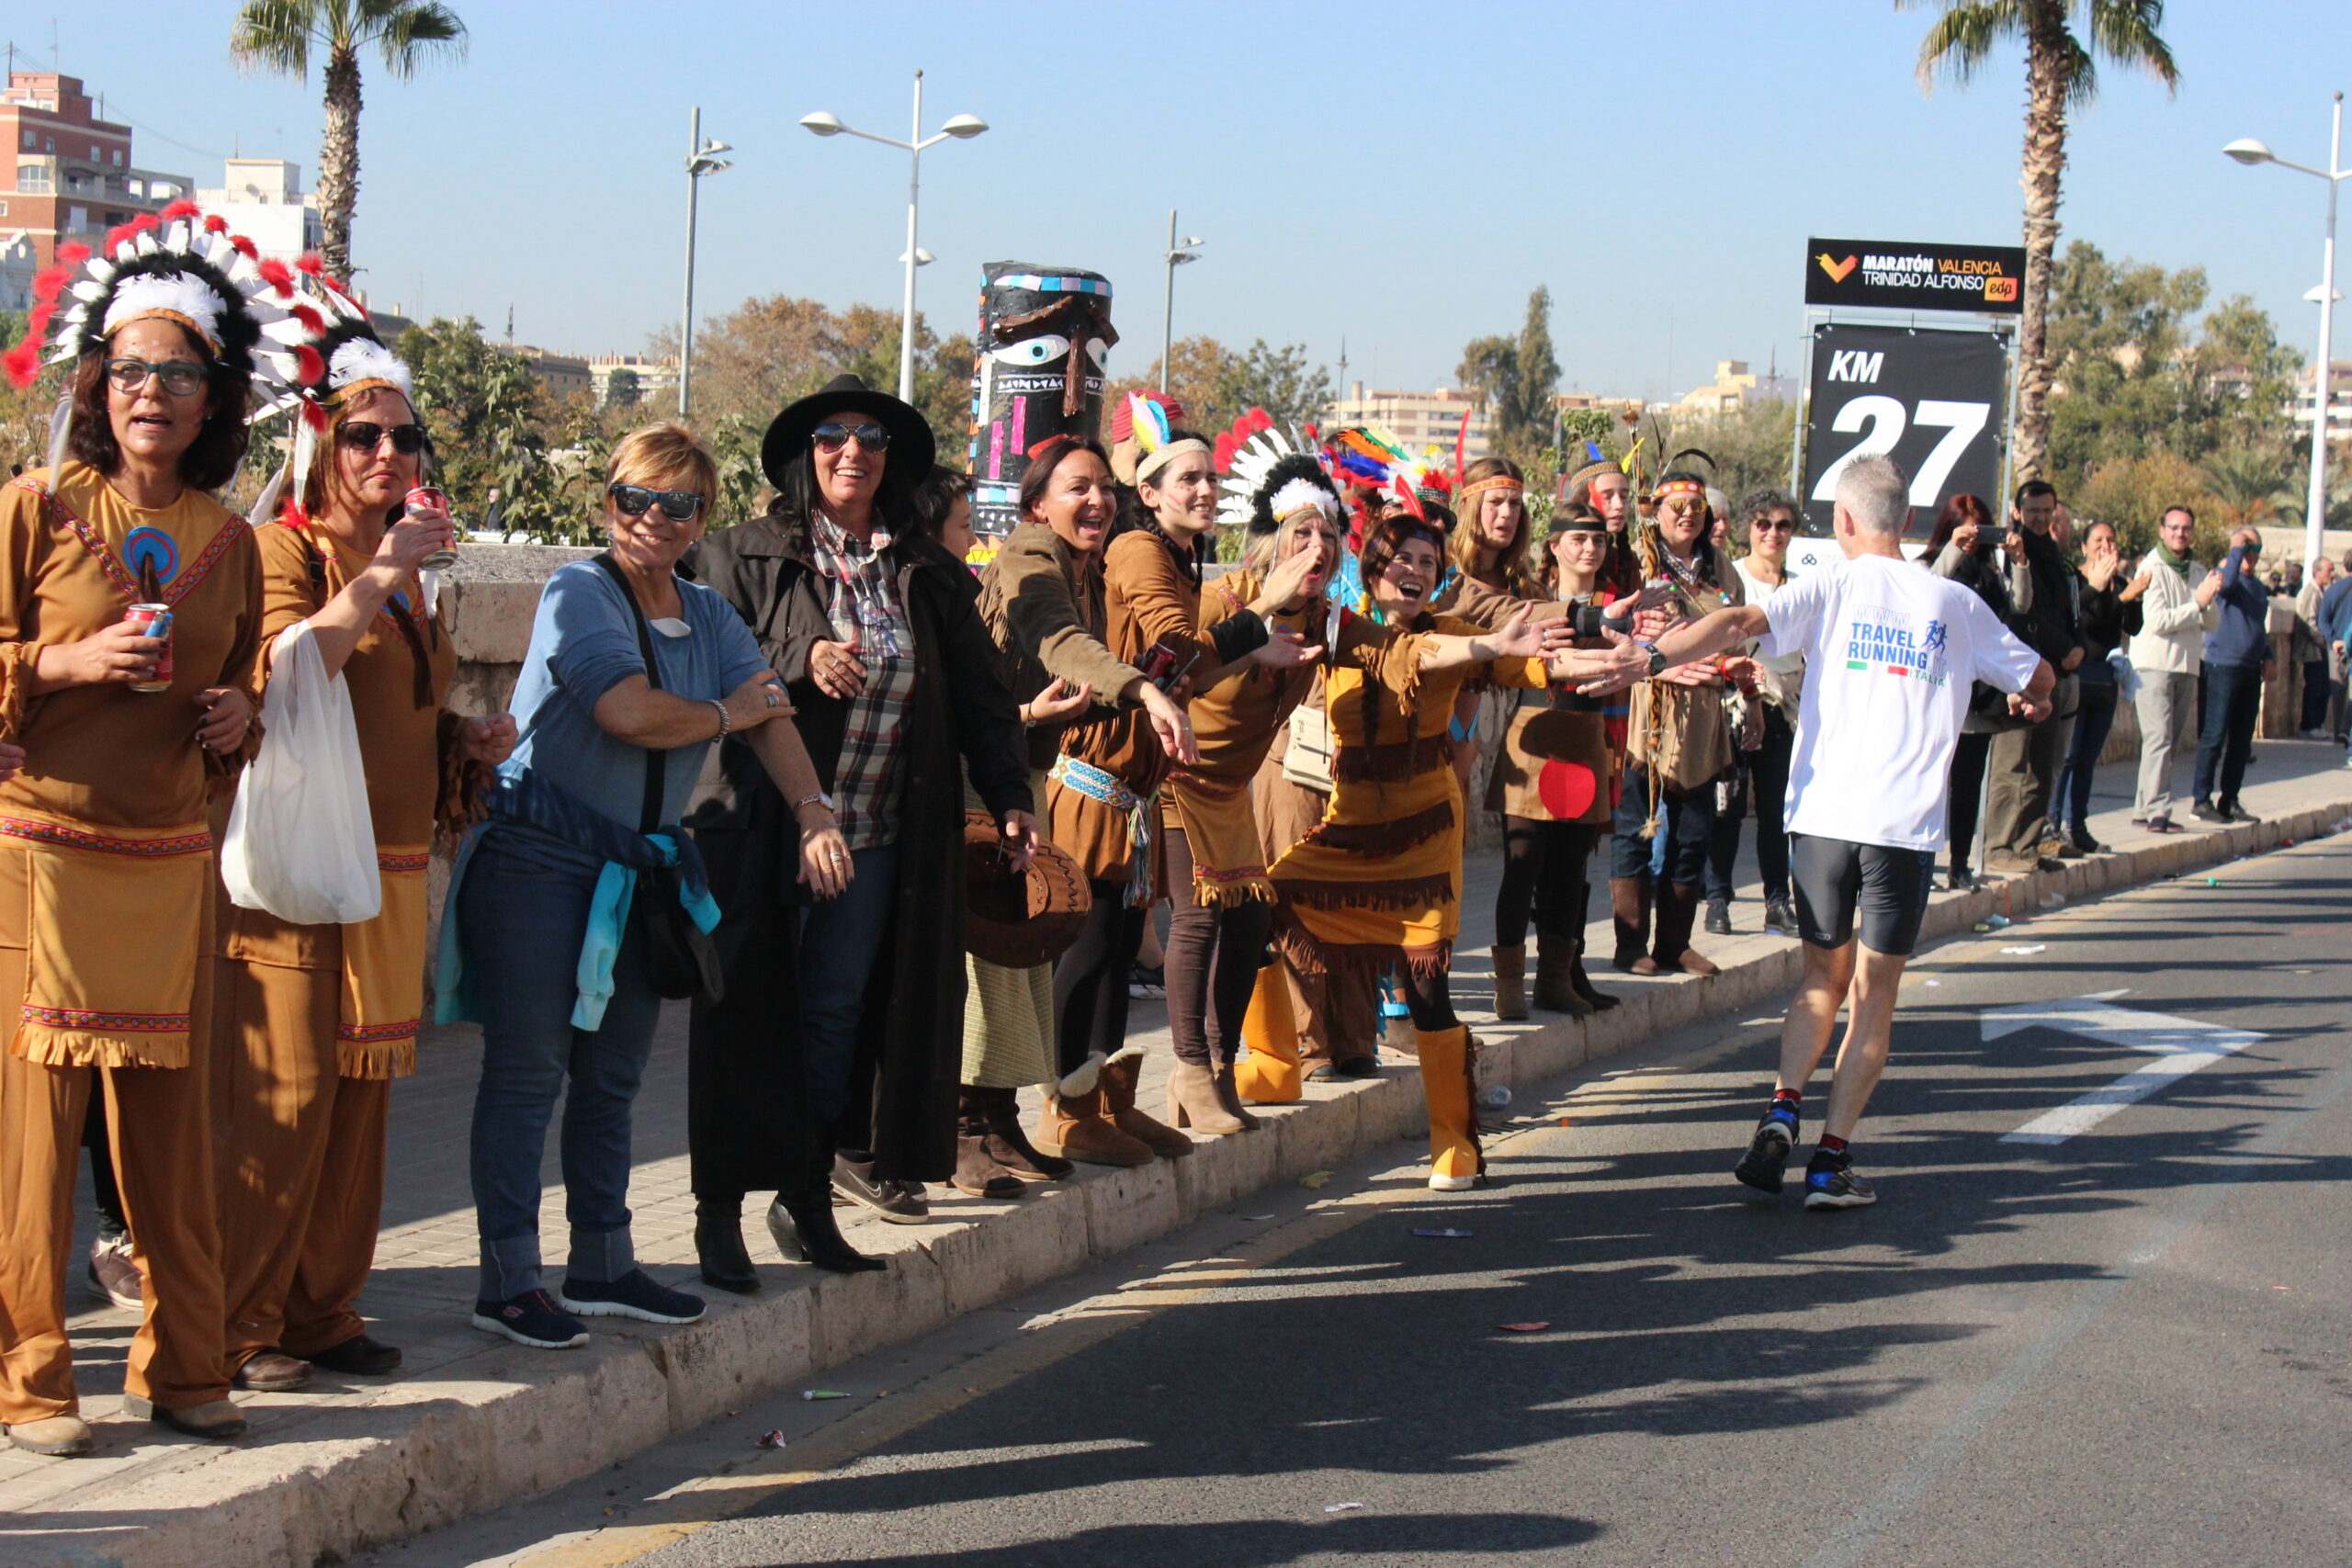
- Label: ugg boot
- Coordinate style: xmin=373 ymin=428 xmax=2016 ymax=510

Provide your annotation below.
xmin=1490 ymin=944 xmax=1529 ymax=1021
xmin=1035 ymin=1076 xmax=1154 ymax=1168
xmin=975 ymin=1085 xmax=1072 ymax=1180
xmin=1234 ymin=966 xmax=1303 ymax=1104
xmin=1414 ymin=1025 xmax=1485 ymax=1190
xmin=954 ymin=1089 xmax=1027 ymax=1197
xmin=1213 ymin=1061 xmax=1261 ymax=1129
xmin=1567 ymin=938 xmax=1621 ymax=1011
xmin=1165 ymin=1059 xmax=1248 ymax=1134
xmin=1102 ymin=1051 xmax=1193 ymax=1157
xmin=1651 ymin=881 xmax=1721 ymax=976
xmin=1610 ymin=876 xmax=1659 ymax=975
xmin=1531 ymin=929 xmax=1592 ymax=1016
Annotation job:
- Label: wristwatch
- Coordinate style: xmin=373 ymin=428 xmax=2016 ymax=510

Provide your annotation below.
xmin=1642 ymin=644 xmax=1668 ymax=678
xmin=794 ymin=792 xmax=835 ymax=813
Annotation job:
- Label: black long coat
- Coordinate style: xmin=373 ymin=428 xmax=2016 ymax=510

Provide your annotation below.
xmin=683 ymin=513 xmax=1030 ymax=1188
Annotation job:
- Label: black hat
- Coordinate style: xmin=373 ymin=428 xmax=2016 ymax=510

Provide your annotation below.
xmin=760 ymin=372 xmax=937 ymax=490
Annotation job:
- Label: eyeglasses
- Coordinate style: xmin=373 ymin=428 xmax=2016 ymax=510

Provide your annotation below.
xmin=105 ymin=357 xmax=207 ymax=397
xmin=608 ymin=482 xmax=706 ymax=521
xmin=811 ymin=422 xmax=890 ymax=454
xmin=339 ymin=421 xmax=430 ymax=455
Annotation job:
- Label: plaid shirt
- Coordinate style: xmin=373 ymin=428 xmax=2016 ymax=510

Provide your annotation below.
xmin=808 ymin=513 xmax=917 ymax=850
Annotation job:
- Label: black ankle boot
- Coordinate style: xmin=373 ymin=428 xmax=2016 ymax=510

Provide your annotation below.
xmin=695 ymin=1196 xmax=759 ymax=1294
xmin=766 ymin=1197 xmax=885 ymax=1274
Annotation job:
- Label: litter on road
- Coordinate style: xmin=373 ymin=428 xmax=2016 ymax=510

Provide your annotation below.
xmin=1301 ymin=1171 xmax=1333 ymax=1190
xmin=755 ymin=1430 xmax=786 ymax=1450
xmin=801 ymin=1390 xmax=849 ymax=1402
xmin=1497 ymin=1322 xmax=1552 ymax=1333
xmin=1324 ymin=1502 xmax=1365 ymax=1514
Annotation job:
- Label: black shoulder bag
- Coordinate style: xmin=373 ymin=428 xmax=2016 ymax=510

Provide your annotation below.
xmin=593 ymin=553 xmax=725 ymax=1005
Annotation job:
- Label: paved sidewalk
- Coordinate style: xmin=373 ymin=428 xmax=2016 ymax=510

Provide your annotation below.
xmin=6 ymin=739 xmax=2346 ymax=1568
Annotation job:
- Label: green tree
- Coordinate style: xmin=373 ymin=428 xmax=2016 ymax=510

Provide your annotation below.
xmin=1106 ymin=335 xmax=1244 ymax=433
xmin=1213 ymin=339 xmax=1331 ymax=435
xmin=604 ymin=367 xmax=641 ymax=410
xmin=1908 ymin=0 xmax=2180 ymax=483
xmin=1456 ymin=287 xmax=1562 ymax=461
xmin=395 ymin=316 xmax=585 ymax=541
xmin=231 ymin=0 xmax=469 ymax=279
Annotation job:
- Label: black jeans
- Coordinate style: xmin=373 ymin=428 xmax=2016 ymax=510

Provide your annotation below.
xmin=1494 ymin=818 xmax=1600 ymax=947
xmin=2301 ymin=660 xmax=2332 ymax=732
xmin=2054 ymin=674 xmax=2119 ymax=831
xmin=2192 ymin=660 xmax=2263 ymax=809
xmin=1706 ymin=705 xmax=1793 ymax=904
xmin=1159 ymin=829 xmax=1272 ymax=1068
xmin=1611 ymin=764 xmax=1716 ymax=883
xmin=1947 ymin=731 xmax=1994 ymax=875
xmin=1051 ymin=880 xmax=1146 ymax=1079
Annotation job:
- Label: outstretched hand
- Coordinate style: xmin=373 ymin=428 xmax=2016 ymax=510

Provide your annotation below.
xmin=1566 ymin=627 xmax=1651 ymax=694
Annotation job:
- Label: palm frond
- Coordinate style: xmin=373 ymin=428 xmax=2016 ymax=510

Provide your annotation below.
xmin=368 ymin=0 xmax=469 ymax=80
xmin=228 ymin=0 xmax=320 ymax=78
xmin=2080 ymin=0 xmax=2180 ymax=96
xmin=1907 ymin=0 xmax=2028 ymax=94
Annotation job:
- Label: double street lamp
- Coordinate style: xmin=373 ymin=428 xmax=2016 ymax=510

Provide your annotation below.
xmin=1160 ymin=210 xmax=1203 ymax=394
xmin=802 ymin=71 xmax=988 ymax=404
xmin=679 ymin=107 xmax=732 ymax=418
xmin=2226 ymin=91 xmax=2347 ymax=572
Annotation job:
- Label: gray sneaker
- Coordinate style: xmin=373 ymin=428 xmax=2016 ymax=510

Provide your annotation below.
xmin=832 ymin=1155 xmax=930 ymax=1224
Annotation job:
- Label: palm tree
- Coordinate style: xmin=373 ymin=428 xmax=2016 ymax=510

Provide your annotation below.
xmin=1907 ymin=1 xmax=2178 ymax=484
xmin=2201 ymin=440 xmax=2294 ymax=532
xmin=230 ymin=0 xmax=469 ymax=280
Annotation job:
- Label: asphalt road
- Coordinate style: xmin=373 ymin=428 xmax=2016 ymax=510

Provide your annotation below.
xmin=386 ymin=835 xmax=2352 ymax=1568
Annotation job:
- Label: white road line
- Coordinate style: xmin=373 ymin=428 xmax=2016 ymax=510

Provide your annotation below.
xmin=1983 ymin=992 xmax=2265 ymax=1145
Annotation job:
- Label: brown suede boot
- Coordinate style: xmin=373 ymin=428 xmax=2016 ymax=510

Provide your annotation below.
xmin=975 ymin=1086 xmax=1073 ymax=1180
xmin=1102 ymin=1052 xmax=1193 ymax=1157
xmin=1611 ymin=876 xmax=1659 ymax=975
xmin=1651 ymin=881 xmax=1720 ymax=976
xmin=1212 ymin=1061 xmax=1261 ymax=1129
xmin=1035 ymin=1077 xmax=1153 ymax=1168
xmin=1165 ymin=1059 xmax=1249 ymax=1134
xmin=953 ymin=1089 xmax=1027 ymax=1197
xmin=1568 ymin=938 xmax=1621 ymax=1011
xmin=1490 ymin=944 xmax=1529 ymax=1020
xmin=1531 ymin=930 xmax=1592 ymax=1016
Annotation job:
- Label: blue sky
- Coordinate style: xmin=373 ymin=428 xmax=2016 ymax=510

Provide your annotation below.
xmin=40 ymin=1 xmax=2352 ymax=400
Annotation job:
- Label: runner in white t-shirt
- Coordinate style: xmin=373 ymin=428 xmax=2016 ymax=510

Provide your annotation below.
xmin=1577 ymin=456 xmax=2052 ymax=1210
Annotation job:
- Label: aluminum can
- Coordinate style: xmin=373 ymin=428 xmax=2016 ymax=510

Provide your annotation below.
xmin=124 ymin=603 xmax=173 ymax=692
xmin=407 ymin=486 xmax=458 ymax=570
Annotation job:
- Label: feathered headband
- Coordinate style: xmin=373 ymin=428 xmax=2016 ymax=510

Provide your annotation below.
xmin=1214 ymin=406 xmax=1317 ymax=531
xmin=1109 ymin=389 xmax=1205 ymax=487
xmin=249 ymin=265 xmax=420 ymax=525
xmin=1247 ymin=452 xmax=1342 ymax=538
xmin=3 ymin=200 xmax=305 ymax=480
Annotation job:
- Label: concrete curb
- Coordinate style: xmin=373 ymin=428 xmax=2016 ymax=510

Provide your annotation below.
xmin=24 ymin=786 xmax=2352 ymax=1568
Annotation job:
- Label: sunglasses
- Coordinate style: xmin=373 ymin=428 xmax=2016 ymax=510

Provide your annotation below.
xmin=608 ymin=482 xmax=706 ymax=521
xmin=105 ymin=357 xmax=207 ymax=397
xmin=1751 ymin=518 xmax=1796 ymax=533
xmin=339 ymin=421 xmax=430 ymax=455
xmin=811 ymin=422 xmax=890 ymax=454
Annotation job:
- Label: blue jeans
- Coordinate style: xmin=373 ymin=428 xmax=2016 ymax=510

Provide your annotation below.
xmin=2192 ymin=660 xmax=2263 ymax=808
xmin=2054 ymin=673 xmax=2119 ymax=831
xmin=1612 ymin=764 xmax=1716 ymax=883
xmin=796 ymin=840 xmax=899 ymax=1129
xmin=462 ymin=825 xmax=664 ymax=1301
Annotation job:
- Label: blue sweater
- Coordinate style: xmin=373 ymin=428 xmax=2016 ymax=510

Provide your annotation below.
xmin=2201 ymin=545 xmax=2272 ymax=669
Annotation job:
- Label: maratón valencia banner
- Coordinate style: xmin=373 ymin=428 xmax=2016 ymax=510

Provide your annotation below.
xmin=1804 ymin=238 xmax=2026 ymax=315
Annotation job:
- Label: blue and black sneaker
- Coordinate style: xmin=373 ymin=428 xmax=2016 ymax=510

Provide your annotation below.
xmin=1803 ymin=1165 xmax=1877 ymax=1210
xmin=559 ymin=1269 xmax=707 ymax=1325
xmin=1734 ymin=1108 xmax=1799 ymax=1193
xmin=471 ymin=1289 xmax=589 ymax=1349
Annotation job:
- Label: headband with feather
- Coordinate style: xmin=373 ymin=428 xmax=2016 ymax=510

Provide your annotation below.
xmin=1108 ymin=388 xmax=1205 ymax=487
xmin=249 ymin=265 xmax=421 ymax=525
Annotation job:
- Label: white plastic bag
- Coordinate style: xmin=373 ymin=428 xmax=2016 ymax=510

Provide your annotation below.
xmin=220 ymin=621 xmax=382 ymax=924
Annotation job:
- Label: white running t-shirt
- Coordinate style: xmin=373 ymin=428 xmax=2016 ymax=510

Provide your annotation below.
xmin=1759 ymin=551 xmax=2041 ymax=852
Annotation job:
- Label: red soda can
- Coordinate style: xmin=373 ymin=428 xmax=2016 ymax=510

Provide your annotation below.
xmin=1137 ymin=638 xmax=1197 ymax=694
xmin=124 ymin=603 xmax=173 ymax=693
xmin=407 ymin=486 xmax=458 ymax=570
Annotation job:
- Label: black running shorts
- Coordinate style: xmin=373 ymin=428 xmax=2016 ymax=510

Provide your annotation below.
xmin=1788 ymin=833 xmax=1936 ymax=955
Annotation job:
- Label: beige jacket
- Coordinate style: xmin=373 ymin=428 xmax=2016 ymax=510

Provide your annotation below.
xmin=2124 ymin=548 xmax=2217 ymax=676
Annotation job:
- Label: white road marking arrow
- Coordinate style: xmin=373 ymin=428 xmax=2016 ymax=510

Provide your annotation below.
xmin=1984 ymin=990 xmax=2266 ymax=1145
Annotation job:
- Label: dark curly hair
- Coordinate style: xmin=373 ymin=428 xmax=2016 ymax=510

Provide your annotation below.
xmin=64 ymin=323 xmax=254 ymax=493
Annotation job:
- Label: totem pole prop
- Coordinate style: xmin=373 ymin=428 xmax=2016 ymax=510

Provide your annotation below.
xmin=968 ymin=261 xmax=1117 ymax=536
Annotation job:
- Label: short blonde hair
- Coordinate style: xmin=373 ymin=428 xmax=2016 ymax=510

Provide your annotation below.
xmin=607 ymin=422 xmax=718 ymax=510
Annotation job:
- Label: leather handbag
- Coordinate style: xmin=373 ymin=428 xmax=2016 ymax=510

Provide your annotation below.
xmin=594 ymin=553 xmax=725 ymax=1005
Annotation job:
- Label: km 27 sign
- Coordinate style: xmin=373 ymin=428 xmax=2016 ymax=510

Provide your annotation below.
xmin=1799 ymin=322 xmax=2007 ymax=536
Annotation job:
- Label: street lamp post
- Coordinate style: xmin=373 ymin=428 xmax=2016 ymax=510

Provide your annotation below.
xmin=679 ymin=107 xmax=732 ymax=419
xmin=2226 ymin=92 xmax=2348 ymax=573
xmin=801 ymin=72 xmax=988 ymax=404
xmin=1160 ymin=210 xmax=1202 ymax=394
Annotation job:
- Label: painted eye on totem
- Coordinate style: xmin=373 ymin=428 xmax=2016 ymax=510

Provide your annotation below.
xmin=989 ymin=334 xmax=1069 ymax=367
xmin=1084 ymin=338 xmax=1111 ymax=368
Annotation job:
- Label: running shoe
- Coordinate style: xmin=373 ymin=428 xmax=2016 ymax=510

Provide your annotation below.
xmin=1803 ymin=1166 xmax=1878 ymax=1210
xmin=1734 ymin=1109 xmax=1798 ymax=1194
xmin=559 ymin=1269 xmax=706 ymax=1325
xmin=471 ymin=1289 xmax=590 ymax=1349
